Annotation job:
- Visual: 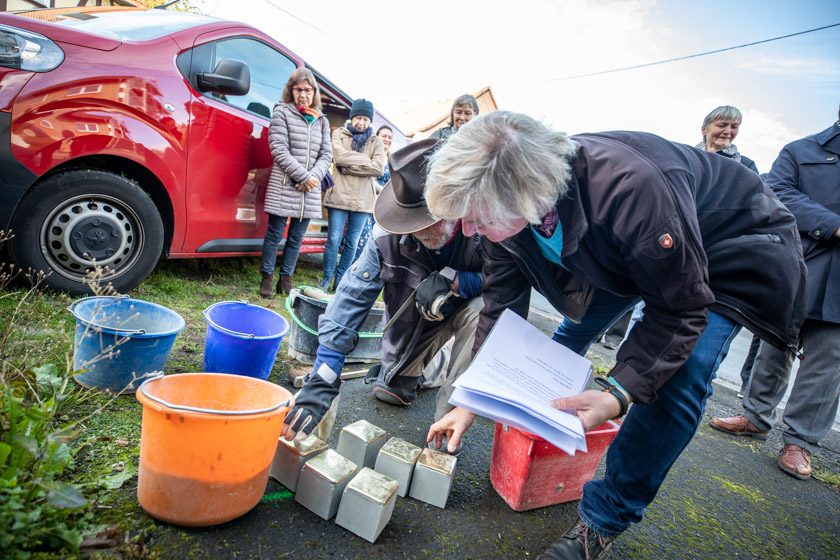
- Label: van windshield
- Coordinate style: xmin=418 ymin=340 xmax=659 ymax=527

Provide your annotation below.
xmin=47 ymin=9 xmax=217 ymax=41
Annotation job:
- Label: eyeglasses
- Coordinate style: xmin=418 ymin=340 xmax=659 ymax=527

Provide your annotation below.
xmin=453 ymin=109 xmax=475 ymax=118
xmin=292 ymin=87 xmax=314 ymax=95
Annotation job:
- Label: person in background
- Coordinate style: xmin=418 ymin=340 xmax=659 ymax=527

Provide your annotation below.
xmin=698 ymin=105 xmax=759 ymax=173
xmin=711 ymin=105 xmax=840 ymax=480
xmin=624 ymin=105 xmax=762 ymax=395
xmin=319 ymin=98 xmax=386 ymax=291
xmin=429 ymin=94 xmax=479 ymax=141
xmin=424 ymin=112 xmax=805 ymax=560
xmin=259 ymin=68 xmax=332 ymax=298
xmin=352 ymin=125 xmax=393 ymax=263
xmin=282 ymin=139 xmax=483 ymax=443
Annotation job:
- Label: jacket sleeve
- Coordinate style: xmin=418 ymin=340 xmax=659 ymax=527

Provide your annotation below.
xmin=332 ymin=129 xmax=380 ymax=170
xmin=472 ymin=238 xmax=532 ymax=355
xmin=608 ymin=174 xmax=714 ymax=404
xmin=306 ymin=117 xmax=333 ymax=183
xmin=766 ymin=143 xmax=840 ymax=243
xmin=340 ymin=137 xmax=386 ymax=177
xmin=268 ymin=106 xmax=310 ymax=184
xmin=317 ymin=236 xmax=385 ymax=354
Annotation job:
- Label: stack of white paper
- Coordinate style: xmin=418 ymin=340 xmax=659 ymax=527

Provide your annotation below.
xmin=449 ymin=309 xmax=593 ymax=455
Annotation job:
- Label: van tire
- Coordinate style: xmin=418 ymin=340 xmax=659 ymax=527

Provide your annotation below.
xmin=9 ymin=169 xmax=164 ymax=294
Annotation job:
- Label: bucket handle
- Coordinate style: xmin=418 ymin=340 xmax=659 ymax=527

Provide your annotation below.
xmin=284 ymin=291 xmax=381 ymax=339
xmin=67 ymin=295 xmax=147 ymax=335
xmin=138 ymin=376 xmax=292 ymax=416
xmin=203 ymin=300 xmax=257 ymax=339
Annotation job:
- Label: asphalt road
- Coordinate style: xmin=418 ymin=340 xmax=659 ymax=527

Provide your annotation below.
xmin=148 ymin=360 xmax=840 ymax=559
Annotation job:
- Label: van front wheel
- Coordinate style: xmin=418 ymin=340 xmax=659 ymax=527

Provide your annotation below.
xmin=10 ymin=170 xmax=164 ymax=294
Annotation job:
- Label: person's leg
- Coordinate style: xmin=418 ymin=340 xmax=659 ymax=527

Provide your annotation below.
xmin=552 ymin=289 xmax=639 ymax=355
xmin=334 ymin=211 xmax=371 ymax=287
xmin=372 ymin=297 xmax=482 ymax=409
xmin=738 ymin=333 xmax=762 ymax=396
xmin=352 ymin=216 xmax=374 ymax=265
xmin=322 ymin=208 xmax=348 ymax=289
xmin=779 ymin=320 xmax=840 ymax=451
xmin=259 ymin=214 xmax=286 ymax=275
xmin=741 ymin=341 xmax=795 ymax=432
xmin=432 ymin=297 xmax=483 ymax=421
xmin=279 ymin=217 xmax=311 ymax=276
xmin=578 ymin=311 xmax=738 ymax=537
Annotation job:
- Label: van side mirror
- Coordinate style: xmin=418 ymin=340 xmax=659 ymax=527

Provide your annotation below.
xmin=197 ymin=58 xmax=250 ymax=96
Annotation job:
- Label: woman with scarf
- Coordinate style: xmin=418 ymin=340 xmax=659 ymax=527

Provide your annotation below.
xmin=698 ymin=105 xmax=759 ymax=173
xmin=319 ymin=98 xmax=386 ymax=290
xmin=260 ymin=68 xmax=332 ymax=298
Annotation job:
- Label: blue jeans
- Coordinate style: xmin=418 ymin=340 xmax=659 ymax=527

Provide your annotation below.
xmin=350 ymin=215 xmax=375 ymax=265
xmin=260 ymin=215 xmax=310 ymax=276
xmin=553 ymin=288 xmax=739 ymax=537
xmin=322 ymin=208 xmax=371 ymax=288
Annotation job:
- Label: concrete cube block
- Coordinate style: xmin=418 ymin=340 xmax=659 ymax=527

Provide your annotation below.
xmin=374 ymin=437 xmax=422 ymax=497
xmin=295 ymin=449 xmax=358 ymax=520
xmin=337 ymin=419 xmax=388 ymax=469
xmin=335 ymin=467 xmax=399 ymax=543
xmin=269 ymin=433 xmax=328 ymax=491
xmin=408 ymin=447 xmax=457 ymax=508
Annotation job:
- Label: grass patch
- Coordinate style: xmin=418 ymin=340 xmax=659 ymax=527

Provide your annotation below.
xmin=0 ymin=255 xmax=324 ymax=558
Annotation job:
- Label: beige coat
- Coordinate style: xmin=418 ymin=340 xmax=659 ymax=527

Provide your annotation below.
xmin=323 ymin=127 xmax=386 ymax=212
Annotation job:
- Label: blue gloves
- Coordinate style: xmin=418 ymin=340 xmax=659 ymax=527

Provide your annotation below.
xmin=283 ymin=345 xmax=345 ymax=437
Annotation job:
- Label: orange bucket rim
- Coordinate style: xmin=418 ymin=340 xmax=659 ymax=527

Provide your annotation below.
xmin=137 ymin=373 xmax=293 ymax=417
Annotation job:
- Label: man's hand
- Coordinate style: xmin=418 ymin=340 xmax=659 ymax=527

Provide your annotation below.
xmin=426 ymin=407 xmax=476 ymax=453
xmin=282 ymin=346 xmax=344 ymax=440
xmin=551 ymin=390 xmax=622 ymax=432
xmin=415 ymin=271 xmax=457 ymax=322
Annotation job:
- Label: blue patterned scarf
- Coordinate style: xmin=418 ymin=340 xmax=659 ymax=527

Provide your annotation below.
xmin=347 ymin=124 xmax=372 ymax=152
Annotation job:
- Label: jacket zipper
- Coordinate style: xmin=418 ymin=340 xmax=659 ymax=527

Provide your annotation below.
xmin=301 ymin=116 xmax=314 ymax=221
xmin=713 ymin=300 xmax=803 ymax=359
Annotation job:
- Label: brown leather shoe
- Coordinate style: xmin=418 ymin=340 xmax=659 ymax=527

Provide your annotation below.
xmin=277 ymin=274 xmax=292 ymax=296
xmin=259 ymin=273 xmax=274 ymax=298
xmin=709 ymin=415 xmax=768 ymax=440
xmin=778 ymin=444 xmax=811 ymax=479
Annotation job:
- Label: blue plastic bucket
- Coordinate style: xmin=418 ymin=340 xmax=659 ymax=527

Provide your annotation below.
xmin=203 ymin=301 xmax=289 ymax=380
xmin=69 ymin=296 xmax=185 ymax=393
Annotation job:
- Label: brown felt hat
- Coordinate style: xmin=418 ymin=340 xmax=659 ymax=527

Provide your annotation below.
xmin=374 ymin=138 xmax=442 ymax=235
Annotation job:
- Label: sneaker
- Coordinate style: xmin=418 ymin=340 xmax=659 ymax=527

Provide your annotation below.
xmin=537 ymin=518 xmax=613 ymax=560
xmin=709 ymin=415 xmax=769 ymax=440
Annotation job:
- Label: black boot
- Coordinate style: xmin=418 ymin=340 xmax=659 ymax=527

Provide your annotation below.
xmin=366 ymin=364 xmax=419 ymax=406
xmin=537 ymin=519 xmax=613 ymax=560
xmin=259 ymin=273 xmax=274 ymax=299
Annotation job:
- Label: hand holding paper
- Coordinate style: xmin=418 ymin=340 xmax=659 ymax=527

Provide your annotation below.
xmin=552 ymin=390 xmax=621 ymax=432
xmin=448 ymin=309 xmax=593 ymax=455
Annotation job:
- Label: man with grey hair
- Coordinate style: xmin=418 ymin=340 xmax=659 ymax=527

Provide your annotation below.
xmin=424 ymin=111 xmax=806 ymax=560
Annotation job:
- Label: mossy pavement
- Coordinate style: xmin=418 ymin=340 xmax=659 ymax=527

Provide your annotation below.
xmin=5 ymin=255 xmax=837 ymax=559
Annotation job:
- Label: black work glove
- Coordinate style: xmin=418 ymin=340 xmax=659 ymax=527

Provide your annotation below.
xmin=284 ymin=350 xmax=343 ymax=437
xmin=415 ymin=270 xmax=458 ymax=322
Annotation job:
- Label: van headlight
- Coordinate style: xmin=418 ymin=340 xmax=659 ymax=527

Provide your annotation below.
xmin=0 ymin=24 xmax=64 ymax=72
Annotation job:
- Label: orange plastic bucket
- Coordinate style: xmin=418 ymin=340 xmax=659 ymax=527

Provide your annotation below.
xmin=135 ymin=373 xmax=292 ymax=526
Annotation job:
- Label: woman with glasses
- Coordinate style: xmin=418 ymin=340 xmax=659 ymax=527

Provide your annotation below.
xmin=429 ymin=94 xmax=480 ymax=141
xmin=259 ymin=68 xmax=332 ymax=298
xmin=319 ymin=98 xmax=386 ymax=290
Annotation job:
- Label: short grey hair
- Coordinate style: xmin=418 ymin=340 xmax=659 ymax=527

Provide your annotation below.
xmin=701 ymin=105 xmax=743 ymax=130
xmin=425 ymin=111 xmax=578 ymax=224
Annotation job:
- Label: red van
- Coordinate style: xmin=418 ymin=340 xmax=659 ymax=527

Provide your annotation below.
xmin=0 ymin=7 xmax=405 ymax=293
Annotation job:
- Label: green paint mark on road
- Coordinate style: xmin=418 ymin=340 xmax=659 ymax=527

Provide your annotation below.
xmin=261 ymin=489 xmax=294 ymax=503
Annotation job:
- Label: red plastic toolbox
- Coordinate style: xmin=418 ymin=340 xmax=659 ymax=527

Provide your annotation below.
xmin=489 ymin=421 xmax=621 ymax=511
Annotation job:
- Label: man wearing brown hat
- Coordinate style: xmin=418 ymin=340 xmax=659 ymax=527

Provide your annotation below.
xmin=281 ymin=138 xmax=484 ymax=442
